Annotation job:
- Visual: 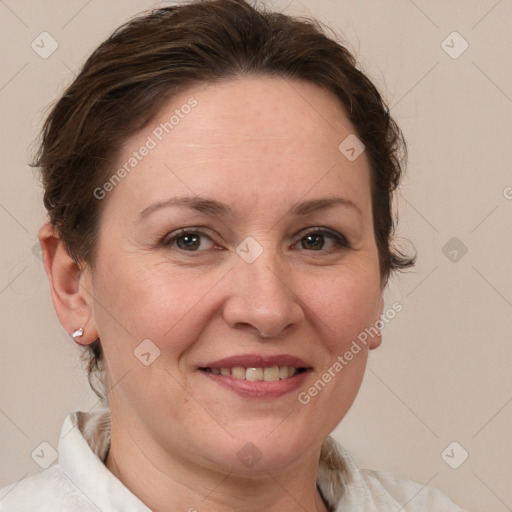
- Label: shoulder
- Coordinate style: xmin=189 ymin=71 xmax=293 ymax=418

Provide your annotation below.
xmin=359 ymin=468 xmax=466 ymax=511
xmin=0 ymin=465 xmax=95 ymax=512
xmin=317 ymin=437 xmax=465 ymax=512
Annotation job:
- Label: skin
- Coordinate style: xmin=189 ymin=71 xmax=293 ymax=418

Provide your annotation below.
xmin=40 ymin=76 xmax=384 ymax=512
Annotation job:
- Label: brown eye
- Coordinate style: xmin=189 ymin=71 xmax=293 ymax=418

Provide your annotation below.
xmin=162 ymin=229 xmax=214 ymax=251
xmin=176 ymin=233 xmax=201 ymax=250
xmin=297 ymin=228 xmax=349 ymax=252
xmin=301 ymin=233 xmax=324 ymax=250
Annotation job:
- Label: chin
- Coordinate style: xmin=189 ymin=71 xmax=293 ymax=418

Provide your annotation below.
xmin=191 ymin=419 xmax=325 ymax=475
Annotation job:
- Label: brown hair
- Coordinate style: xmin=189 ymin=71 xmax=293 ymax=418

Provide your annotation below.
xmin=34 ymin=0 xmax=415 ymax=399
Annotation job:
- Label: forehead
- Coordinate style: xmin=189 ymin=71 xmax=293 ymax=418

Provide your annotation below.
xmin=107 ymin=75 xmax=372 ymax=218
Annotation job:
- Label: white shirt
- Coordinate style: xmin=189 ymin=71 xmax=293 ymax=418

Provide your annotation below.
xmin=0 ymin=410 xmax=465 ymax=511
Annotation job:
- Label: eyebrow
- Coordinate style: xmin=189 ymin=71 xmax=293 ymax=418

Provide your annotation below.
xmin=138 ymin=195 xmax=361 ymax=220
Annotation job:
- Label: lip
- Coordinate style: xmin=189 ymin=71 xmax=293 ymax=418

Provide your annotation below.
xmin=200 ymin=367 xmax=311 ymax=399
xmin=198 ymin=353 xmax=312 ymax=399
xmin=200 ymin=354 xmax=311 ymax=369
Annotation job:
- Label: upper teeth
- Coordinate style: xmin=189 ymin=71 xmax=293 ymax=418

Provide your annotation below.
xmin=208 ymin=366 xmax=298 ymax=382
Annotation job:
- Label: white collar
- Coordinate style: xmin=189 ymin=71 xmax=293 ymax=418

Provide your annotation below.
xmin=59 ymin=410 xmax=150 ymax=511
xmin=57 ymin=407 xmax=403 ymax=512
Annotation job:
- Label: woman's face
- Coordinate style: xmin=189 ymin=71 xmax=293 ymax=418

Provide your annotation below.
xmin=86 ymin=76 xmax=383 ymax=472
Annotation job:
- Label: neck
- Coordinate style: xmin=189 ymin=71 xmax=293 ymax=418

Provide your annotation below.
xmin=104 ymin=413 xmax=330 ymax=512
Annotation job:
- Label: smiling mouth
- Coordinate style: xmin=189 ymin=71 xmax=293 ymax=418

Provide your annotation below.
xmin=200 ymin=366 xmax=308 ymax=382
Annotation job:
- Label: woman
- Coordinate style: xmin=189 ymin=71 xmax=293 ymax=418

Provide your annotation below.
xmin=1 ymin=0 xmax=464 ymax=510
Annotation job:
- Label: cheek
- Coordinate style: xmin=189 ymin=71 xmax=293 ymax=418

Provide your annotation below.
xmin=90 ymin=261 xmax=206 ymax=409
xmin=91 ymin=258 xmax=225 ymax=360
xmin=312 ymin=264 xmax=382 ymax=352
xmin=298 ymin=267 xmax=379 ymax=433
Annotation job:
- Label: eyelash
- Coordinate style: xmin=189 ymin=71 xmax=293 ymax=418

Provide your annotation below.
xmin=160 ymin=227 xmax=350 ymax=254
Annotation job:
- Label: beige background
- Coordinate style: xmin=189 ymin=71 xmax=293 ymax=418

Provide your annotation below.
xmin=1 ymin=1 xmax=511 ymax=510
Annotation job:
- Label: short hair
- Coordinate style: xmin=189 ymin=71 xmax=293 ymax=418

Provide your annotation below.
xmin=33 ymin=0 xmax=415 ymax=399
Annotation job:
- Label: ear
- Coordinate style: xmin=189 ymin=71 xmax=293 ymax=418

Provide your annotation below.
xmin=369 ymin=294 xmax=384 ymax=350
xmin=38 ymin=223 xmax=98 ymax=345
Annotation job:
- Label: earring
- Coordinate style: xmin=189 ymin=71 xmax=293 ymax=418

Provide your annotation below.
xmin=72 ymin=327 xmax=84 ymax=340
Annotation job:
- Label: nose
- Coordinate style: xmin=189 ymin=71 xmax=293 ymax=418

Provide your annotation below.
xmin=221 ymin=250 xmax=304 ymax=339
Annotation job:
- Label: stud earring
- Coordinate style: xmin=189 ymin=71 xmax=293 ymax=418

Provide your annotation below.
xmin=72 ymin=327 xmax=84 ymax=340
